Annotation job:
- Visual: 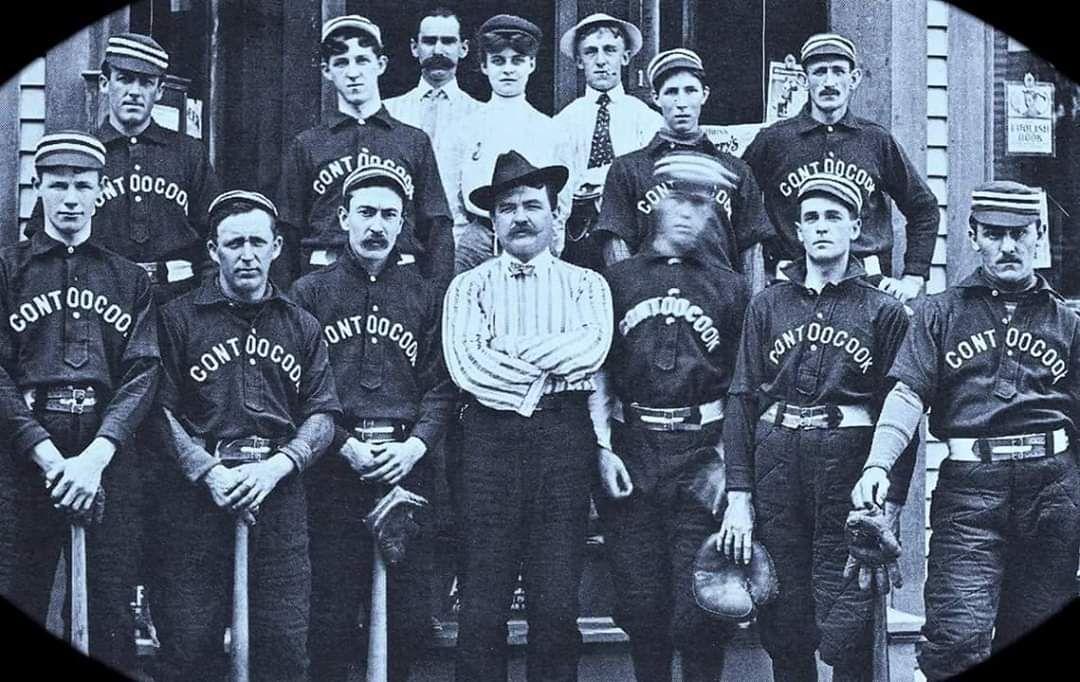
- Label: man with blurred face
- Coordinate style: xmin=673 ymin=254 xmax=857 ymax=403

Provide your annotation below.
xmin=449 ymin=14 xmax=577 ymax=274
xmin=290 ymin=167 xmax=453 ymax=681
xmin=553 ymin=13 xmax=662 ymax=271
xmin=386 ymin=8 xmax=481 ymax=223
xmin=743 ymin=33 xmax=939 ymax=304
xmin=722 ymin=173 xmax=915 ymax=682
xmin=150 ymin=190 xmax=340 ymax=681
xmin=0 ymin=133 xmax=160 ymax=676
xmin=595 ymin=48 xmax=772 ymax=275
xmin=443 ymin=151 xmax=613 ymax=679
xmin=854 ymin=181 xmax=1080 ymax=680
xmin=278 ymin=15 xmax=454 ymax=290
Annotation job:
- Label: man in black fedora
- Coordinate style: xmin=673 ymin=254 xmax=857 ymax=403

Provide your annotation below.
xmin=443 ymin=150 xmax=614 ymax=680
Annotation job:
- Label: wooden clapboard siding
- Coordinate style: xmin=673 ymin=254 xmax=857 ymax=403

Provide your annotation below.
xmin=16 ymin=58 xmax=45 ymax=240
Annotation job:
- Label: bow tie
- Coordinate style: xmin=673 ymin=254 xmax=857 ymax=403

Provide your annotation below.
xmin=508 ymin=261 xmax=536 ymax=278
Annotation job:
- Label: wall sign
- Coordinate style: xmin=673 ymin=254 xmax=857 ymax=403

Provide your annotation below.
xmin=1006 ymin=73 xmax=1055 ymax=156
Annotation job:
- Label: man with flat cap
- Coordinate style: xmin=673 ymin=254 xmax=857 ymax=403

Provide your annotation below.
xmin=290 ymin=164 xmax=454 ymax=682
xmin=443 ymin=150 xmax=612 ymax=680
xmin=851 ymin=181 xmax=1080 ymax=680
xmin=590 ymin=152 xmax=748 ymax=681
xmin=553 ymin=12 xmax=663 ymax=271
xmin=150 ymin=190 xmax=340 ymax=681
xmin=743 ymin=32 xmax=939 ymax=303
xmin=595 ymin=48 xmax=772 ymax=275
xmin=449 ymin=13 xmax=578 ymax=274
xmin=0 ymin=132 xmax=160 ymax=675
xmin=277 ymin=15 xmax=454 ymax=290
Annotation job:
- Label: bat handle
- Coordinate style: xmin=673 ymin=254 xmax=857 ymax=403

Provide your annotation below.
xmin=871 ymin=583 xmax=890 ymax=682
xmin=366 ymin=547 xmax=388 ymax=682
xmin=70 ymin=524 xmax=89 ymax=655
xmin=231 ymin=519 xmax=250 ymax=682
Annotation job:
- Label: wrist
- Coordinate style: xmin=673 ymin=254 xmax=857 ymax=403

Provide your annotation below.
xmin=201 ymin=463 xmax=224 ymax=485
xmin=404 ymin=436 xmax=427 ymax=459
xmin=727 ymin=490 xmax=752 ymax=503
xmin=84 ymin=437 xmax=117 ymax=467
xmin=269 ymin=452 xmax=296 ymax=479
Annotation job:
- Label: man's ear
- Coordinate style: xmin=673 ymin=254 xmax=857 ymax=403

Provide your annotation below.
xmin=460 ymin=38 xmax=469 ymax=60
xmin=377 ymin=55 xmax=389 ymax=77
xmin=98 ymin=73 xmax=109 ymax=94
xmin=851 ymin=217 xmax=862 ymax=242
xmin=850 ymin=67 xmax=863 ymax=91
xmin=410 ymin=38 xmax=419 ymax=60
xmin=270 ymin=234 xmax=283 ymax=262
xmin=320 ymin=61 xmax=331 ymax=82
xmin=207 ymin=239 xmax=220 ymax=265
xmin=968 ymin=225 xmax=980 ymax=252
xmin=701 ymin=85 xmax=711 ymax=105
xmin=153 ymin=80 xmax=165 ymax=104
xmin=338 ymin=205 xmax=350 ymax=231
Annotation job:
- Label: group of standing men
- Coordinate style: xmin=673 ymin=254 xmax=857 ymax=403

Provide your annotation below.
xmin=0 ymin=6 xmax=1077 ymax=682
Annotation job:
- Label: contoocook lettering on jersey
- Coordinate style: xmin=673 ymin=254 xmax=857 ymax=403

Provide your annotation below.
xmin=321 ymin=313 xmax=420 ymax=366
xmin=8 ymin=287 xmax=133 ymax=336
xmin=768 ymin=322 xmax=875 ymax=373
xmin=618 ymin=289 xmax=722 ymax=352
xmin=944 ymin=327 xmax=1069 ymax=384
xmin=188 ymin=334 xmax=304 ymax=386
xmin=312 ymin=149 xmax=416 ymax=197
xmin=97 ymin=173 xmax=189 ymax=214
xmin=778 ymin=159 xmax=877 ymax=199
xmin=635 ymin=180 xmax=732 ymax=220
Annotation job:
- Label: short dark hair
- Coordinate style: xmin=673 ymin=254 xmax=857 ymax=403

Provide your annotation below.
xmin=208 ymin=200 xmax=279 ymax=239
xmin=320 ymin=28 xmax=383 ymax=62
xmin=575 ymin=23 xmax=626 ymax=54
xmin=477 ymin=30 xmax=538 ymax=60
xmin=417 ymin=6 xmax=464 ymax=35
xmin=803 ymin=54 xmax=856 ymax=72
xmin=653 ymin=66 xmax=705 ymax=93
xmin=35 ymin=165 xmax=103 ymax=181
xmin=492 ymin=180 xmax=558 ymax=212
xmin=99 ymin=61 xmax=162 ymax=85
xmin=342 ymin=177 xmax=407 ymax=210
xmin=799 ymin=190 xmax=859 ymax=220
xmin=968 ymin=217 xmax=1043 ymax=233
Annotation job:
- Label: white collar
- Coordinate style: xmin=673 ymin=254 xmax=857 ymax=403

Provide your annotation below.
xmin=585 ymin=81 xmax=625 ymax=103
xmin=418 ymin=77 xmax=462 ymax=99
xmin=500 ymin=246 xmax=555 ymax=269
xmin=486 ymin=93 xmax=532 ymax=112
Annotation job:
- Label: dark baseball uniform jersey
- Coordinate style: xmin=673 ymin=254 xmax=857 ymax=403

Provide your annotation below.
xmin=276 ymin=108 xmax=454 ymax=287
xmin=742 ymin=105 xmax=939 ymax=277
xmin=595 ymin=133 xmax=773 ymax=271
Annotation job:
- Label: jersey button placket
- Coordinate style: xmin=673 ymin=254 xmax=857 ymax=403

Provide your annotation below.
xmin=63 ymin=257 xmax=89 ymax=368
xmin=993 ymin=307 xmax=1025 ymax=400
xmin=243 ymin=323 xmax=265 ymax=411
xmin=129 ymin=141 xmax=151 ymax=243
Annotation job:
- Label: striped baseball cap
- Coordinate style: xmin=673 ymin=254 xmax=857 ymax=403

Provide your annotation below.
xmin=970 ymin=180 xmax=1042 ymax=227
xmin=800 ymin=33 xmax=857 ymax=65
xmin=208 ymin=190 xmax=279 ymax=218
xmin=341 ymin=165 xmax=413 ymax=202
xmin=646 ymin=48 xmax=705 ymax=89
xmin=34 ymin=131 xmax=107 ymax=170
xmin=104 ymin=33 xmax=169 ymax=76
xmin=321 ymin=15 xmax=382 ymax=47
xmin=797 ymin=173 xmax=863 ymax=214
xmin=653 ymin=152 xmax=727 ymax=197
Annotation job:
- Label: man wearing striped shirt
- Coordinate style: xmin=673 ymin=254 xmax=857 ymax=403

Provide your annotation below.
xmin=443 ymin=150 xmax=613 ymax=680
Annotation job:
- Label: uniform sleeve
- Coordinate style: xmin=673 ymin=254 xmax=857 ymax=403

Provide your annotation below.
xmin=276 ymin=136 xmax=312 ymax=237
xmin=872 ymin=300 xmax=918 ymax=503
xmin=285 ymin=314 xmax=343 ymax=473
xmin=595 ymin=157 xmax=642 ymax=250
xmin=413 ymin=135 xmax=455 ymax=292
xmin=0 ymin=265 xmax=51 ymax=458
xmin=881 ymin=134 xmax=939 ymax=278
xmin=95 ymin=276 xmax=161 ymax=447
xmin=740 ymin=129 xmax=768 ymax=182
xmin=410 ymin=283 xmax=456 ymax=448
xmin=887 ymin=297 xmax=942 ymax=405
xmin=723 ymin=297 xmax=769 ymax=492
xmin=186 ymin=142 xmax=222 ymax=242
xmin=732 ymin=163 xmax=775 ymax=253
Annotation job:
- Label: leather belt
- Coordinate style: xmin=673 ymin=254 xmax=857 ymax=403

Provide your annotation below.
xmin=136 ymin=259 xmax=194 ymax=285
xmin=24 ymin=385 xmax=98 ymax=414
xmin=776 ymin=255 xmax=882 ymax=280
xmin=947 ymin=428 xmax=1069 ymax=462
xmin=613 ymin=398 xmax=724 ymax=432
xmin=352 ymin=419 xmax=412 ymax=444
xmin=762 ymin=402 xmax=874 ymax=430
xmin=214 ymin=436 xmax=281 ymax=465
xmin=535 ymin=391 xmax=589 ymax=412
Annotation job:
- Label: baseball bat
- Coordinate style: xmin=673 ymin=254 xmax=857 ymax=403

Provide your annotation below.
xmin=871 ymin=581 xmax=890 ymax=682
xmin=231 ymin=518 xmax=250 ymax=682
xmin=70 ymin=524 xmax=89 ymax=655
xmin=366 ymin=545 xmax=388 ymax=682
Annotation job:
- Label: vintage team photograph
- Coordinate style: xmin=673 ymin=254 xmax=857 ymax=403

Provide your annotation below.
xmin=0 ymin=0 xmax=1078 ymax=680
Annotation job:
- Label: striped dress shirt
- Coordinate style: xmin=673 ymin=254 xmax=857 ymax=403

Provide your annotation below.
xmin=443 ymin=249 xmax=613 ymax=416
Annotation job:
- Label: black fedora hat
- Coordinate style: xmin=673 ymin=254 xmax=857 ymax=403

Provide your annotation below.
xmin=469 ymin=151 xmax=569 ymax=212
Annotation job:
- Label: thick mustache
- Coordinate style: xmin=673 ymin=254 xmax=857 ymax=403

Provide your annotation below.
xmin=820 ymin=88 xmax=840 ymax=96
xmin=421 ymin=55 xmax=455 ymax=70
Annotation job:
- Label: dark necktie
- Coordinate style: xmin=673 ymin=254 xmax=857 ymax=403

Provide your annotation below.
xmin=588 ymin=93 xmax=615 ymax=168
xmin=508 ymin=261 xmax=535 ymax=278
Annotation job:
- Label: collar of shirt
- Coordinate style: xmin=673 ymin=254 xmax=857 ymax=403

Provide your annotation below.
xmin=98 ymin=119 xmax=169 ymax=145
xmin=585 ymin=82 xmax=625 ymax=103
xmin=194 ymin=276 xmax=292 ymax=308
xmin=957 ymin=267 xmax=1063 ymax=301
xmin=636 ymin=244 xmax=711 ymax=268
xmin=792 ymin=102 xmax=864 ymax=135
xmin=499 ymin=247 xmax=555 ymax=272
xmin=324 ymin=105 xmax=396 ymax=131
xmin=645 ymin=130 xmax=718 ymax=157
xmin=341 ymin=243 xmax=404 ymax=282
xmin=781 ymin=257 xmax=870 ymax=292
xmin=418 ymin=77 xmax=463 ymax=101
xmin=29 ymin=227 xmax=101 ymax=258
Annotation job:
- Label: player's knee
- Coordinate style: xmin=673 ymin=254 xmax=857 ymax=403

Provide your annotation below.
xmin=917 ymin=629 xmax=994 ymax=681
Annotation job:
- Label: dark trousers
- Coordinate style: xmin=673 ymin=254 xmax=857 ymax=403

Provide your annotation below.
xmin=148 ymin=468 xmax=311 ymax=682
xmin=918 ymin=451 xmax=1080 ymax=680
xmin=306 ymin=451 xmax=433 ymax=682
xmin=0 ymin=409 xmax=140 ymax=676
xmin=753 ymin=422 xmax=877 ymax=682
xmin=561 ymin=199 xmax=605 ymax=273
xmin=596 ymin=422 xmax=732 ymax=682
xmin=454 ymin=400 xmax=593 ymax=681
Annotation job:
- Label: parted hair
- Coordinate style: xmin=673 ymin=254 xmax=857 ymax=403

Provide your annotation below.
xmin=320 ymin=27 xmax=383 ymax=61
xmin=209 ymin=199 xmax=280 ymax=239
xmin=477 ymin=30 xmax=539 ymax=60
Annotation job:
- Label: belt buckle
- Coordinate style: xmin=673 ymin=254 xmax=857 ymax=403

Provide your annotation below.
xmin=797 ymin=414 xmax=817 ymax=430
xmin=137 ymin=262 xmax=160 ymax=284
xmin=59 ymin=388 xmax=88 ymax=414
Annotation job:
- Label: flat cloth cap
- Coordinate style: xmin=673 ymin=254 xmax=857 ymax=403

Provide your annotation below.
xmin=647 ymin=48 xmax=705 ymax=89
xmin=35 ymin=131 xmax=107 ymax=170
xmin=208 ymin=190 xmax=279 ymax=219
xmin=653 ymin=152 xmax=727 ymax=197
xmin=341 ymin=165 xmax=413 ymax=202
xmin=105 ymin=33 xmax=169 ymax=76
xmin=800 ymin=33 xmax=857 ymax=65
xmin=478 ymin=14 xmax=543 ymax=44
xmin=798 ymin=173 xmax=864 ymax=214
xmin=322 ymin=15 xmax=382 ymax=47
xmin=559 ymin=13 xmax=643 ymax=58
xmin=970 ymin=180 xmax=1042 ymax=227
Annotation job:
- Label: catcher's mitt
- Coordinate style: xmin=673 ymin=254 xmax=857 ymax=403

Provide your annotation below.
xmin=693 ymin=535 xmax=779 ymax=622
xmin=843 ymin=508 xmax=903 ymax=593
xmin=364 ymin=486 xmax=428 ymax=565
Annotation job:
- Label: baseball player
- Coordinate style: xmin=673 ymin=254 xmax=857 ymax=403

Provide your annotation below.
xmin=553 ymin=12 xmax=663 ymax=271
xmin=0 ymin=132 xmax=160 ymax=675
xmin=448 ymin=14 xmax=578 ymax=274
xmin=443 ymin=150 xmax=612 ymax=680
xmin=149 ymin=190 xmax=340 ymax=681
xmin=594 ymin=48 xmax=772 ymax=272
xmin=590 ymin=153 xmax=748 ymax=681
xmin=720 ymin=174 xmax=916 ymax=682
xmin=277 ymin=15 xmax=454 ymax=290
xmin=289 ymin=165 xmax=454 ymax=682
xmin=851 ymin=181 xmax=1080 ymax=680
xmin=742 ymin=33 xmax=939 ymax=302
